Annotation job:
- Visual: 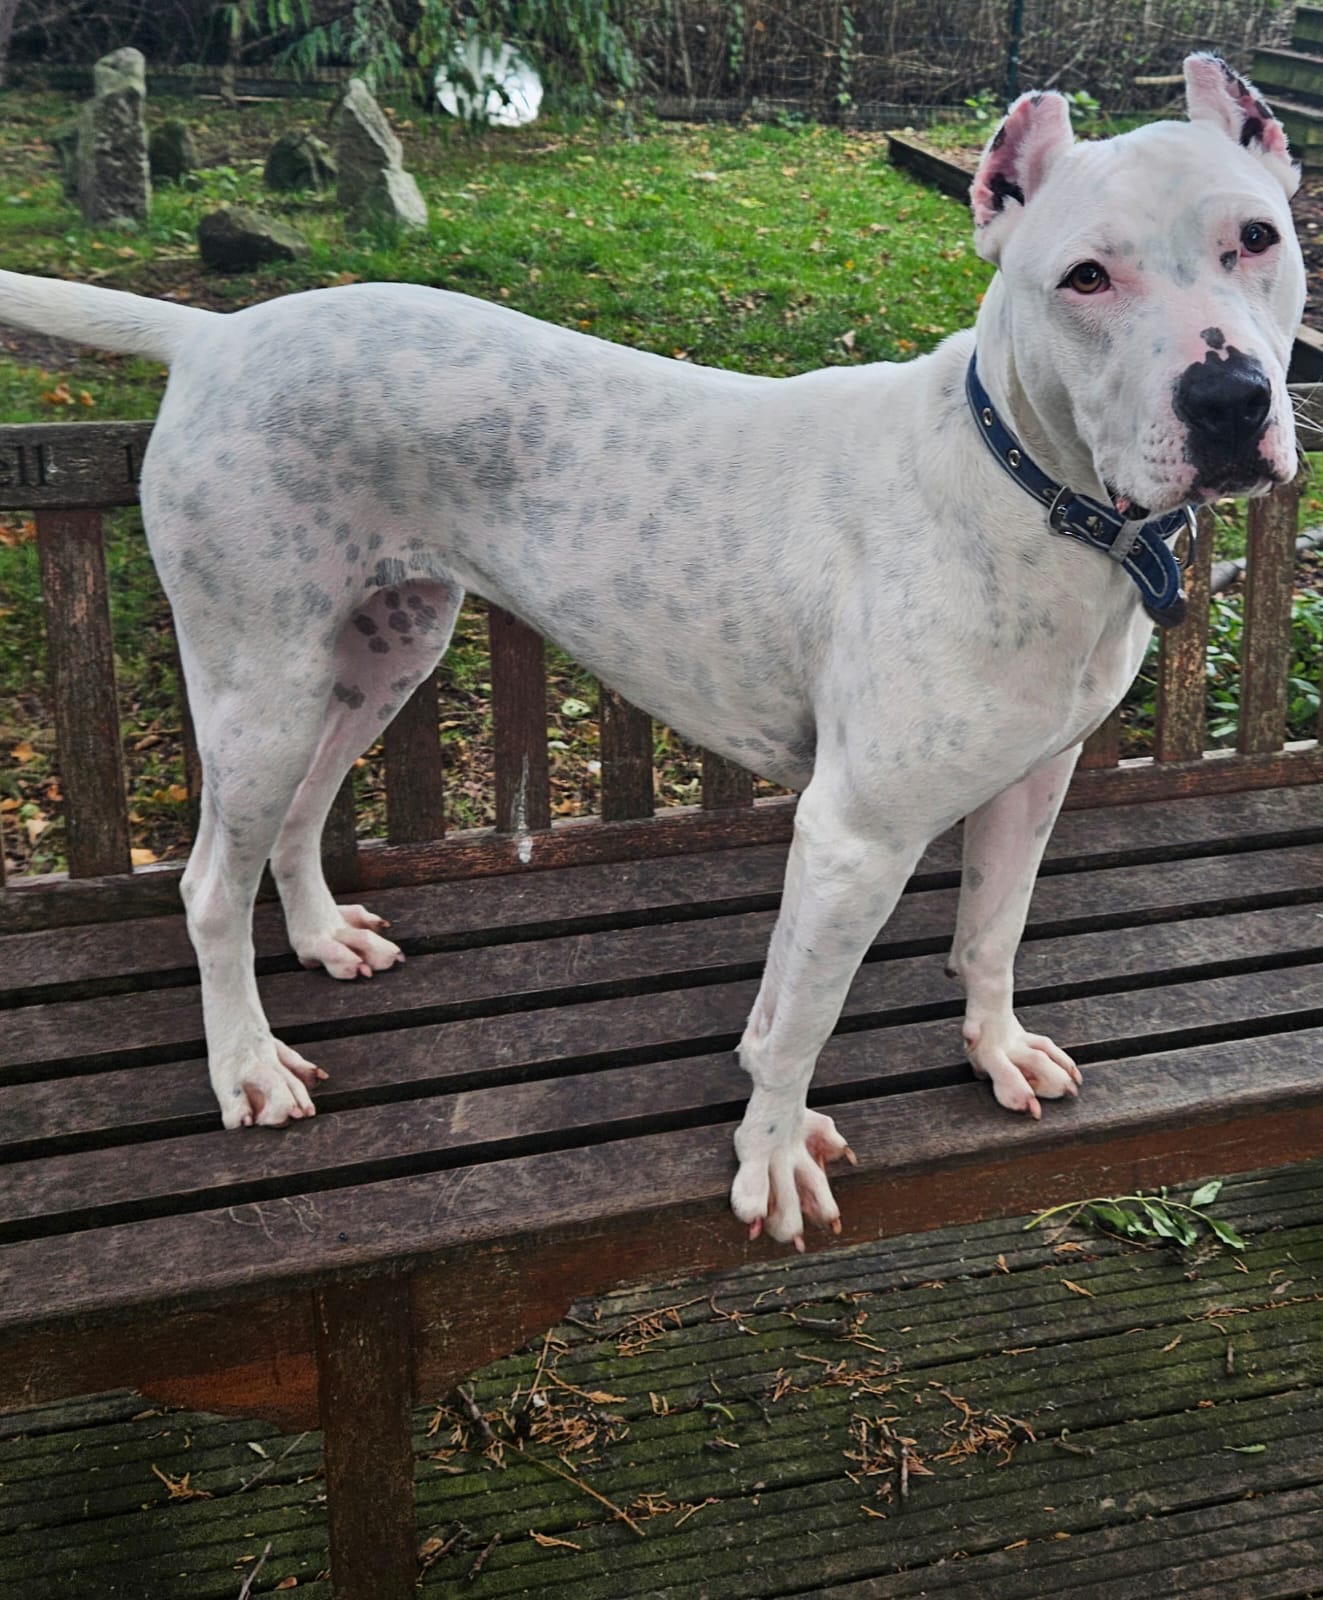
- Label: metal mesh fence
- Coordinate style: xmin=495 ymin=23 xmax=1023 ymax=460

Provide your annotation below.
xmin=8 ymin=0 xmax=1295 ymax=118
xmin=638 ymin=0 xmax=1294 ymax=120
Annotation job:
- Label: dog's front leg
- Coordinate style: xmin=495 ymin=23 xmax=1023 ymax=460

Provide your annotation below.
xmin=949 ymin=745 xmax=1085 ymax=1117
xmin=731 ymin=782 xmax=923 ymax=1250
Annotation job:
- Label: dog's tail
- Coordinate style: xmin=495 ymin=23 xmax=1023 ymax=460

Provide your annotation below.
xmin=0 ymin=268 xmax=219 ymax=363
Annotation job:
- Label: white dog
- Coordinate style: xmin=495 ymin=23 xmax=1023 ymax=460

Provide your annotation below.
xmin=0 ymin=54 xmax=1302 ymax=1247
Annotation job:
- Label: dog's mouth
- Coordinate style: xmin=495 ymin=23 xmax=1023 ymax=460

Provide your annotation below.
xmin=1103 ymin=482 xmax=1152 ymax=521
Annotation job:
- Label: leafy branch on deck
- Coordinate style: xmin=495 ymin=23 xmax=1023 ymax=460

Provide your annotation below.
xmin=1025 ymin=1179 xmax=1246 ymax=1251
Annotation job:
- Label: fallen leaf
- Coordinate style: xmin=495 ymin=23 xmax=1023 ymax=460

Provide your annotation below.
xmin=11 ymin=740 xmax=36 ymax=763
xmin=1061 ymin=1280 xmax=1094 ymax=1298
xmin=529 ymin=1532 xmax=582 ymax=1549
xmin=131 ymin=846 xmax=158 ymax=866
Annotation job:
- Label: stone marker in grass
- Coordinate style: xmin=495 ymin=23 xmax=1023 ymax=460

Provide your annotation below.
xmin=335 ymin=78 xmax=428 ymax=232
xmin=76 ymin=47 xmax=151 ymax=226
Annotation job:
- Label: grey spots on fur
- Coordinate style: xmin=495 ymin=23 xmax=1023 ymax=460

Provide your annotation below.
xmin=334 ymin=681 xmax=366 ymax=709
xmin=371 ymin=558 xmax=408 ymax=589
xmin=344 ymin=543 xmax=361 ymax=564
xmin=352 ymin=613 xmax=378 ymax=636
xmin=301 ymin=583 xmax=332 ymax=618
xmin=1220 ymin=249 xmax=1237 ymax=272
xmin=388 ymin=610 xmax=411 ymax=632
xmin=612 ymin=568 xmax=653 ymax=611
xmin=368 ymin=636 xmax=390 ymax=654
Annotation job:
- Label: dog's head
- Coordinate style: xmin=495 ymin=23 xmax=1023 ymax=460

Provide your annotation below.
xmin=970 ymin=54 xmax=1304 ymax=518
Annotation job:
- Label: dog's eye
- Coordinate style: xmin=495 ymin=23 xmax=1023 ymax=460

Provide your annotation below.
xmin=1240 ymin=220 xmax=1278 ymax=256
xmin=1060 ymin=261 xmax=1110 ymax=295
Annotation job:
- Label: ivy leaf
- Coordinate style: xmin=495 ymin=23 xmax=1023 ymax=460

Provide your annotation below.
xmin=1190 ymin=1180 xmax=1223 ymax=1207
xmin=1086 ymin=1202 xmax=1146 ymax=1237
xmin=1207 ymin=1218 xmax=1247 ymax=1250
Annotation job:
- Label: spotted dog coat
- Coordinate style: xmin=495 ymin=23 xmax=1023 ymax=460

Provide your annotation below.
xmin=0 ymin=56 xmax=1304 ymax=1247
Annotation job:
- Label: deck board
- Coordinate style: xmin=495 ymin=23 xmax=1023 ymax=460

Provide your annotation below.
xmin=0 ymin=1158 xmax=1320 ymax=1598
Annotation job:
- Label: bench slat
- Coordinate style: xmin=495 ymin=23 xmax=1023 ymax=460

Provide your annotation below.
xmin=2 ymin=1027 xmax=1321 ymax=1331
xmin=34 ymin=509 xmax=131 ymax=879
xmin=5 ymin=932 xmax=1322 ymax=1168
xmin=1079 ymin=708 xmax=1121 ymax=769
xmin=6 ymin=957 xmax=1322 ymax=1234
xmin=5 ymin=783 xmax=1321 ymax=998
xmin=1238 ymin=475 xmax=1300 ymax=755
xmin=488 ymin=606 xmax=550 ymax=834
xmin=702 ymin=750 xmax=755 ymax=809
xmin=599 ymin=689 xmax=654 ymax=821
xmin=383 ymin=668 xmax=445 ymax=844
xmin=1155 ymin=507 xmax=1213 ymax=762
xmin=5 ymin=842 xmax=1321 ymax=1075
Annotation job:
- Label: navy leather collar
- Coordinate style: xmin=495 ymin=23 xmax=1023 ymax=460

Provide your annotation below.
xmin=965 ymin=356 xmax=1194 ymax=629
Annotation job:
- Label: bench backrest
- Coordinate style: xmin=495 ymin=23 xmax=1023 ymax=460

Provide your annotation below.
xmin=1 ymin=404 xmax=1320 ymax=932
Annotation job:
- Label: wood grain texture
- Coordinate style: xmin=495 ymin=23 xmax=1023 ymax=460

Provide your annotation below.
xmin=321 ymin=775 xmax=359 ymax=893
xmin=0 ymin=422 xmax=150 ymax=511
xmin=488 ymin=606 xmax=551 ymax=835
xmin=702 ymin=749 xmax=755 ymax=809
xmin=34 ymin=509 xmax=131 ymax=879
xmin=1078 ymin=709 xmax=1120 ymax=769
xmin=1154 ymin=506 xmax=1214 ymax=763
xmin=383 ymin=668 xmax=445 ymax=844
xmin=1238 ymin=473 xmax=1301 ymax=755
xmin=599 ymin=688 xmax=654 ymax=821
xmin=314 ymin=1276 xmax=416 ymax=1600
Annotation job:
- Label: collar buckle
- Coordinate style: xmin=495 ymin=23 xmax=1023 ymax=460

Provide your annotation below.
xmin=1046 ymin=485 xmax=1073 ymax=532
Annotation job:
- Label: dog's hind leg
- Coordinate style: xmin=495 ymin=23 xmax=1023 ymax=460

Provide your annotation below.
xmin=730 ymin=777 xmax=925 ymax=1249
xmin=269 ymin=578 xmax=462 ymax=979
xmin=179 ymin=660 xmax=336 ymax=1128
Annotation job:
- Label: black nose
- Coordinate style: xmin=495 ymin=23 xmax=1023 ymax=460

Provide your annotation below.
xmin=1173 ymin=347 xmax=1272 ymax=454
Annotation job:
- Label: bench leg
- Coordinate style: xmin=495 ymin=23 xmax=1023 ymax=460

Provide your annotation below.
xmin=314 ymin=1276 xmax=417 ymax=1600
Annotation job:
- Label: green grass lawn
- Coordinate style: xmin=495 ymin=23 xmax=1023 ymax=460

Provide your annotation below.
xmin=0 ymin=89 xmax=1317 ymax=876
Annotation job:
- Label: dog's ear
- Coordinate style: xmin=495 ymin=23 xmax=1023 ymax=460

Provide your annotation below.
xmin=1184 ymin=53 xmax=1298 ymax=197
xmin=970 ymin=92 xmax=1074 ymax=262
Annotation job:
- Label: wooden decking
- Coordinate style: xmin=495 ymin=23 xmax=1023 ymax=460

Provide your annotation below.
xmin=2 ymin=1155 xmax=1321 ymax=1598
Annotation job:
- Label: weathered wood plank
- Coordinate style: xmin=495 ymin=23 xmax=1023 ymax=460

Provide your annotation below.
xmin=1155 ymin=506 xmax=1214 ymax=762
xmin=488 ymin=606 xmax=551 ymax=835
xmin=0 ymin=422 xmax=150 ymax=511
xmin=702 ymin=750 xmax=754 ymax=809
xmin=6 ymin=846 xmax=1321 ymax=1076
xmin=1064 ymin=741 xmax=1323 ymax=808
xmin=1238 ymin=473 xmax=1301 ymax=755
xmin=9 ymin=734 xmax=1323 ymax=933
xmin=2 ymin=1026 xmax=1323 ymax=1332
xmin=10 ymin=780 xmax=1323 ymax=992
xmin=1078 ymin=708 xmax=1120 ymax=769
xmin=314 ymin=1276 xmax=416 ymax=1600
xmin=599 ymin=689 xmax=654 ymax=822
xmin=34 ymin=509 xmax=131 ymax=879
xmin=320 ymin=774 xmax=358 ymax=893
xmin=383 ymin=667 xmax=445 ymax=844
xmin=9 ymin=955 xmax=1322 ymax=1231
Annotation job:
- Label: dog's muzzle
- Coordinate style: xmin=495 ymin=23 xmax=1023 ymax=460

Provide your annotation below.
xmin=1172 ymin=346 xmax=1274 ymax=494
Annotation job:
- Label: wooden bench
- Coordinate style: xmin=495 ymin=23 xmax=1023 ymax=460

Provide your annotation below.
xmin=2 ymin=415 xmax=1322 ymax=1599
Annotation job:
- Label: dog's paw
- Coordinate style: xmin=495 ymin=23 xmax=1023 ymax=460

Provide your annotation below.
xmin=216 ymin=1039 xmax=328 ymax=1128
xmin=731 ymin=1105 xmax=857 ymax=1251
xmin=964 ymin=1020 xmax=1081 ymax=1120
xmin=297 ymin=904 xmax=404 ymax=981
